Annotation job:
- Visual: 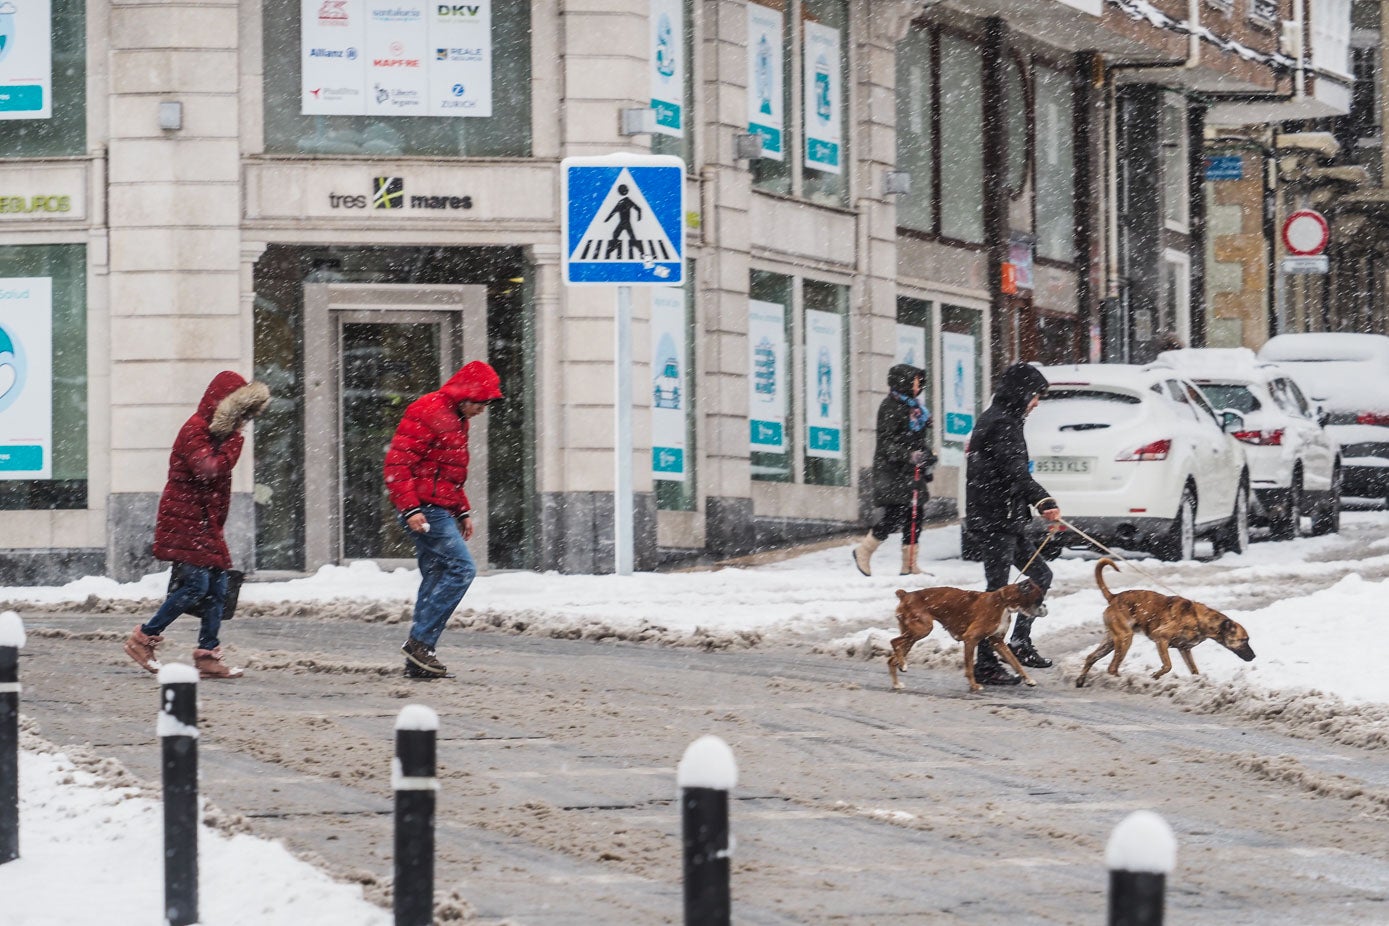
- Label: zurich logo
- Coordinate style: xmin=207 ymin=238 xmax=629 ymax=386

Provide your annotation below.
xmin=451 ymin=82 xmax=465 ymax=97
xmin=0 ymin=2 xmax=16 ymax=65
xmin=0 ymin=323 xmax=26 ymax=414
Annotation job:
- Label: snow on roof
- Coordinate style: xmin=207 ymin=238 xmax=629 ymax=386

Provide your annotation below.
xmin=0 ymin=610 xmax=24 ymax=648
xmin=1039 ymin=363 xmax=1169 ymax=389
xmin=1105 ymin=810 xmax=1177 ymax=874
xmin=1154 ymin=347 xmax=1274 ymax=384
xmin=1259 ymin=332 xmax=1389 ymax=364
xmin=677 ymin=734 xmax=738 ymax=791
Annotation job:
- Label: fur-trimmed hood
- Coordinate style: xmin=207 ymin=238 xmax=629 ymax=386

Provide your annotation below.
xmin=200 ymin=371 xmax=272 ymax=438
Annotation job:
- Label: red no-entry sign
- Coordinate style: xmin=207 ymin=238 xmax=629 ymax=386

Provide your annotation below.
xmin=1282 ymin=209 xmax=1329 ymax=256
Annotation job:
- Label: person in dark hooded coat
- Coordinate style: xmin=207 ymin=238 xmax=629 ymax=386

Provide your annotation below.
xmin=123 ymin=371 xmax=271 ymax=680
xmin=964 ymin=361 xmax=1062 ymax=685
xmin=853 ymin=363 xmax=936 ymax=576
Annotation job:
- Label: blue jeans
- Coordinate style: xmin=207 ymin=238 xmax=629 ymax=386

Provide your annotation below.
xmin=402 ymin=504 xmax=477 ymax=649
xmin=143 ymin=564 xmax=229 ymax=651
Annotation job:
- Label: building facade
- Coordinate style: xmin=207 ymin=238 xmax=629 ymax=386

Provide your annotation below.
xmin=0 ymin=0 xmax=1350 ymax=582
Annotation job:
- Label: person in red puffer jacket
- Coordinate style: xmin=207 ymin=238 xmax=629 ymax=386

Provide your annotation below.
xmin=385 ymin=360 xmax=503 ymax=678
xmin=123 ymin=371 xmax=271 ymax=680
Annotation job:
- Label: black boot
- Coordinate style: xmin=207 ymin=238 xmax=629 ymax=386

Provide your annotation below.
xmin=1009 ymin=616 xmax=1053 ymax=669
xmin=973 ymin=641 xmax=1021 ymax=686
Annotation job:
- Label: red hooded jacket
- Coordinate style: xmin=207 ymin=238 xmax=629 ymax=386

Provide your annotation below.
xmin=384 ymin=361 xmax=504 ymax=516
xmin=153 ymin=371 xmax=258 ymax=570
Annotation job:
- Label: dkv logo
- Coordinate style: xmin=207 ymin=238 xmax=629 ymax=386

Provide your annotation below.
xmin=0 ymin=322 xmax=25 ymax=414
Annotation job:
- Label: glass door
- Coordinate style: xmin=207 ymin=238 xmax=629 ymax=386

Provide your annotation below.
xmin=338 ymin=315 xmax=455 ymax=560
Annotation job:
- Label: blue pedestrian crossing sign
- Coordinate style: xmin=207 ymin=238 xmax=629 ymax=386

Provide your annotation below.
xmin=562 ymin=153 xmax=685 ymax=286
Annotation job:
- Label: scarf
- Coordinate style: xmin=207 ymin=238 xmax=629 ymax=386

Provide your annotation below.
xmin=891 ymin=390 xmax=929 ymax=433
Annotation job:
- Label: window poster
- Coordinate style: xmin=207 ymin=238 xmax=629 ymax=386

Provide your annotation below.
xmin=895 ymin=323 xmax=927 ymax=369
xmin=0 ymin=0 xmax=53 ymax=120
xmin=650 ymin=288 xmax=687 ymax=481
xmin=746 ymin=3 xmax=784 ymax=161
xmin=802 ymin=20 xmax=842 ymax=174
xmin=804 ymin=309 xmax=843 ymax=460
xmin=0 ymin=277 xmax=53 ymax=479
xmin=301 ymin=0 xmax=493 ymax=117
xmin=748 ymin=299 xmax=787 ymax=453
xmin=941 ymin=331 xmax=976 ymax=448
xmin=649 ymin=0 xmax=683 ymax=137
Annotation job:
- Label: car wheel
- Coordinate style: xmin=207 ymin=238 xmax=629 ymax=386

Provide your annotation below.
xmin=1310 ymin=467 xmax=1342 ymax=536
xmin=1215 ymin=477 xmax=1251 ymax=556
xmin=1157 ymin=487 xmax=1196 ymax=562
xmin=1269 ymin=473 xmax=1301 ymax=541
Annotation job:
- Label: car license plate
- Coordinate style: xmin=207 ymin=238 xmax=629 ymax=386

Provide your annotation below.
xmin=1034 ymin=456 xmax=1092 ymax=475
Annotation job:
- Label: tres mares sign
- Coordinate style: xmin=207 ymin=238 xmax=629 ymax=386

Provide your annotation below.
xmin=328 ymin=176 xmax=473 ymax=210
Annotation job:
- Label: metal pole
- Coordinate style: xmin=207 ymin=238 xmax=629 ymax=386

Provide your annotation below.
xmin=678 ymin=735 xmax=737 ymax=926
xmin=615 ymin=283 xmax=635 ymax=575
xmin=159 ymin=665 xmax=200 ymax=926
xmin=394 ymin=705 xmax=439 ymax=926
xmin=0 ymin=611 xmax=23 ymax=865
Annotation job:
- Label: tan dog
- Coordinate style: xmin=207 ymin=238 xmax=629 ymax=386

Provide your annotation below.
xmin=1075 ymin=557 xmax=1255 ymax=687
xmin=888 ymin=580 xmax=1048 ymax=693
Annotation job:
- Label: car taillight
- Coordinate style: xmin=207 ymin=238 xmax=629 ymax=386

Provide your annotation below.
xmin=1355 ymin=412 xmax=1389 ymax=426
xmin=1115 ymin=439 xmax=1171 ymax=461
xmin=1231 ymin=428 xmax=1284 ymax=446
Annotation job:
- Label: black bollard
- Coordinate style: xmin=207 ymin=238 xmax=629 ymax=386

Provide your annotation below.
xmin=159 ymin=664 xmax=200 ymax=926
xmin=0 ymin=610 xmax=24 ymax=865
xmin=1106 ymin=810 xmax=1176 ymax=926
xmin=394 ymin=704 xmax=439 ymax=926
xmin=678 ymin=735 xmax=738 ymax=926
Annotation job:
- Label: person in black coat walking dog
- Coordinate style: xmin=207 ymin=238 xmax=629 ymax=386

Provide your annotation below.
xmin=964 ymin=362 xmax=1062 ymax=686
xmin=853 ymin=363 xmax=937 ymax=576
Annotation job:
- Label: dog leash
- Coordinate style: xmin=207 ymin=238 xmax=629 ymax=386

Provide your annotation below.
xmin=1053 ymin=516 xmax=1182 ymax=596
xmin=1017 ymin=530 xmax=1052 ymax=576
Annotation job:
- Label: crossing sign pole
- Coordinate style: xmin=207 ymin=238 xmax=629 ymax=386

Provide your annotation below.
xmin=561 ymin=153 xmax=686 ymax=575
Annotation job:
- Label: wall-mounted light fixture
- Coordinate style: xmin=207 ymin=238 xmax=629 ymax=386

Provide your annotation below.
xmin=619 ymin=107 xmax=657 ymax=136
xmin=158 ymin=101 xmax=183 ymax=132
xmin=883 ymin=170 xmax=912 ymax=196
xmin=734 ymin=133 xmax=763 ymax=163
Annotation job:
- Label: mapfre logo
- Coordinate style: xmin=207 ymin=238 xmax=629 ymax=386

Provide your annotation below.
xmin=373 ymin=177 xmax=405 ymax=210
xmin=318 ymin=0 xmax=349 ymax=26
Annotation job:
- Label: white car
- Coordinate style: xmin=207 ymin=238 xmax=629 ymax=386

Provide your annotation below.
xmin=1157 ymin=347 xmax=1340 ymax=538
xmin=1258 ymin=333 xmax=1389 ymax=507
xmin=1023 ymin=364 xmax=1251 ymax=561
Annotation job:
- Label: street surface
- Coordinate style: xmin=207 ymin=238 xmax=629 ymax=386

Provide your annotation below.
xmin=15 ymin=569 xmax=1389 ymax=926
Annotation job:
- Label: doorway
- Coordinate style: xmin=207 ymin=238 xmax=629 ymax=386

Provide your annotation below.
xmin=304 ymin=283 xmax=488 ymax=569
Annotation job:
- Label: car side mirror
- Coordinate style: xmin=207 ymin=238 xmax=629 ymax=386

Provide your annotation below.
xmin=1315 ymin=405 xmax=1330 ymax=427
xmin=1220 ymin=410 xmax=1245 ymax=433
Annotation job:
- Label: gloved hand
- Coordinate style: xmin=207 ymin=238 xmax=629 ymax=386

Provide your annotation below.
xmin=909 ymin=450 xmax=929 ymax=467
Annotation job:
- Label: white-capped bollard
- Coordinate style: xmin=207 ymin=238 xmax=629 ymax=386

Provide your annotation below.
xmin=0 ymin=611 xmax=24 ymax=864
xmin=158 ymin=663 xmax=200 ymax=926
xmin=678 ymin=735 xmax=737 ymax=926
xmin=394 ymin=704 xmax=439 ymax=926
xmin=1106 ymin=810 xmax=1177 ymax=926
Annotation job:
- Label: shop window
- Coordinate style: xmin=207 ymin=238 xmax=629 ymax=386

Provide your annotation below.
xmin=1 ymin=0 xmax=86 ymax=158
xmin=749 ymin=270 xmax=794 ymax=482
xmin=650 ymin=0 xmax=694 ymax=166
xmin=748 ymin=0 xmax=850 ymax=207
xmin=1161 ymin=94 xmax=1188 ymax=232
xmin=938 ymin=303 xmax=983 ymax=466
xmin=0 ymin=244 xmax=87 ymax=510
xmin=262 ymin=0 xmax=532 ymax=157
xmin=1004 ymin=55 xmax=1029 ymax=197
xmin=895 ymin=296 xmax=935 ymax=422
xmin=802 ymin=279 xmax=848 ymax=486
xmin=654 ymin=272 xmax=697 ymax=511
xmin=894 ymin=25 xmax=933 ymax=234
xmin=938 ymin=33 xmax=984 ymax=244
xmin=1035 ymin=62 xmax=1075 ymax=263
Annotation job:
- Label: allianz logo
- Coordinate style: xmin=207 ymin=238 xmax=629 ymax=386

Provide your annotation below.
xmin=308 ymin=47 xmax=358 ymax=59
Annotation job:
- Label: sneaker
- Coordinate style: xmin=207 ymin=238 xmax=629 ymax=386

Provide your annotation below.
xmin=123 ymin=626 xmax=164 ymax=673
xmin=1009 ymin=640 xmax=1054 ymax=669
xmin=404 ymin=660 xmax=443 ymax=680
xmin=193 ymin=646 xmax=244 ymax=679
xmin=973 ymin=662 xmax=1022 ymax=686
xmin=401 ymin=637 xmax=447 ymax=677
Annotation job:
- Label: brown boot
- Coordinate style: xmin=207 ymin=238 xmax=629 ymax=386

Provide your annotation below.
xmin=852 ymin=532 xmax=882 ymax=576
xmin=193 ymin=646 xmax=244 ymax=679
xmin=123 ymin=626 xmax=164 ymax=673
xmin=900 ymin=544 xmax=930 ymax=576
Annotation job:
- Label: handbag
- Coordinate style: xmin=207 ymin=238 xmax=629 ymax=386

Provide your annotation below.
xmin=167 ymin=563 xmax=245 ymax=621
